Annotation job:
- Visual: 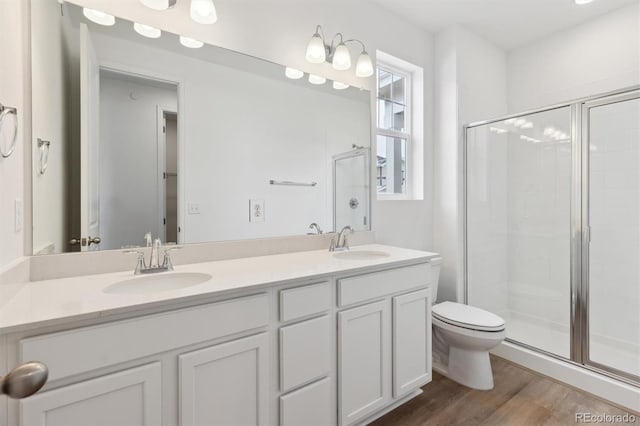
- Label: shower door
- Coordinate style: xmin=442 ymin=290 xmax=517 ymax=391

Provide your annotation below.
xmin=582 ymin=90 xmax=640 ymax=382
xmin=465 ymin=106 xmax=574 ymax=359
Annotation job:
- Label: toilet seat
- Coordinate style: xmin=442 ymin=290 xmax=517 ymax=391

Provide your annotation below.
xmin=432 ymin=302 xmax=505 ymax=332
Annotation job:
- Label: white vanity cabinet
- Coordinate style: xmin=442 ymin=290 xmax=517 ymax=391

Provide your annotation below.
xmin=337 ymin=264 xmax=433 ymax=426
xmin=1 ymin=255 xmax=435 ymax=426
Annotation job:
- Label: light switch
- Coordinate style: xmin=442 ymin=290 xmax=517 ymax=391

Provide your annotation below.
xmin=249 ymin=199 xmax=265 ymax=222
xmin=14 ymin=199 xmax=23 ymax=232
xmin=188 ymin=203 xmax=201 ymax=215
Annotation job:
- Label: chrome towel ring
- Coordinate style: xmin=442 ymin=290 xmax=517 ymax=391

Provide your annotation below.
xmin=0 ymin=102 xmax=18 ymax=159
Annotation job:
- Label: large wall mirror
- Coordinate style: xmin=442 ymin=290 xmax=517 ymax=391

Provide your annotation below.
xmin=31 ymin=0 xmax=372 ymax=255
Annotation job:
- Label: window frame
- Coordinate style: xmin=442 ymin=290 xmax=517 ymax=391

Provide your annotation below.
xmin=375 ymin=62 xmax=413 ymax=200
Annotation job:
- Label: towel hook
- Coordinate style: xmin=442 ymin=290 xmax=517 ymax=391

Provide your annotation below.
xmin=0 ymin=102 xmax=18 ymax=159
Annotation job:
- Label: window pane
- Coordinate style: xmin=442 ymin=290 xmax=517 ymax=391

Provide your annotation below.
xmin=393 ymin=102 xmax=405 ymax=132
xmin=392 ymin=74 xmax=405 ymax=105
xmin=378 ymin=69 xmax=392 ymax=100
xmin=378 ymin=99 xmax=394 ymax=130
xmin=376 ymin=135 xmax=406 ymax=194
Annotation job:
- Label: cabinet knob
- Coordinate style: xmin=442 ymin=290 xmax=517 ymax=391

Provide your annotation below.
xmin=1 ymin=361 xmax=49 ymax=399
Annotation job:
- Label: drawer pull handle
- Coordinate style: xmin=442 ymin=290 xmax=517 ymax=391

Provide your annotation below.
xmin=1 ymin=361 xmax=49 ymax=399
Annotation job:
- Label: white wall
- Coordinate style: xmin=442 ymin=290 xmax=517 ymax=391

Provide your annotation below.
xmin=99 ymin=74 xmax=177 ymax=250
xmin=0 ymin=0 xmax=29 ymax=269
xmin=434 ymin=26 xmax=508 ymax=302
xmin=508 ymin=1 xmax=640 ymax=112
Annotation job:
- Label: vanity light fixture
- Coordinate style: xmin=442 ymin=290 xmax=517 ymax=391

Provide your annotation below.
xmin=82 ymin=8 xmax=115 ymax=26
xmin=134 ymin=22 xmax=162 ymax=38
xmin=333 ymin=81 xmax=350 ymax=90
xmin=190 ymin=0 xmax=218 ymax=24
xmin=305 ymin=25 xmax=374 ymax=78
xmin=180 ymin=36 xmax=204 ymax=48
xmin=285 ymin=67 xmax=304 ymax=79
xmin=140 ymin=0 xmax=177 ymax=10
xmin=308 ymin=74 xmax=326 ymax=85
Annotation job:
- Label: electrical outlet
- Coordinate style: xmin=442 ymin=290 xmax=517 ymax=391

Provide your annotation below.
xmin=249 ymin=199 xmax=265 ymax=222
xmin=14 ymin=199 xmax=23 ymax=232
xmin=188 ymin=203 xmax=201 ymax=215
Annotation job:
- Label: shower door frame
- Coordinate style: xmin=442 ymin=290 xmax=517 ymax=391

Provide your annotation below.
xmin=462 ymin=85 xmax=640 ymax=387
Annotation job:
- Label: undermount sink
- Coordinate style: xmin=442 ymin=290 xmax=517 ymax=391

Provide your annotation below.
xmin=104 ymin=272 xmax=212 ymax=295
xmin=332 ymin=250 xmax=390 ymax=260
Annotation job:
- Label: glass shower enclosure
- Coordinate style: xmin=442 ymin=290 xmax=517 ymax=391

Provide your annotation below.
xmin=464 ymin=88 xmax=640 ymax=385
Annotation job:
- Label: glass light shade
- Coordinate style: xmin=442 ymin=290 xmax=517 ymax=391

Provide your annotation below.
xmin=140 ymin=0 xmax=170 ymax=10
xmin=190 ymin=0 xmax=218 ymax=24
xmin=82 ymin=8 xmax=115 ymax=26
xmin=306 ymin=34 xmax=326 ymax=64
xmin=333 ymin=81 xmax=349 ymax=90
xmin=355 ymin=51 xmax=374 ymax=77
xmin=308 ymin=74 xmax=326 ymax=85
xmin=332 ymin=43 xmax=351 ymax=71
xmin=180 ymin=36 xmax=204 ymax=48
xmin=285 ymin=67 xmax=304 ymax=79
xmin=134 ymin=23 xmax=161 ymax=38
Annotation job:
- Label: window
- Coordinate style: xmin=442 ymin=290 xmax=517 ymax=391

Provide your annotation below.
xmin=375 ymin=51 xmax=424 ymax=201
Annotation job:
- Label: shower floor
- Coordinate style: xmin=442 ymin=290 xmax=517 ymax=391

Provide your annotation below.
xmin=505 ymin=314 xmax=640 ymax=378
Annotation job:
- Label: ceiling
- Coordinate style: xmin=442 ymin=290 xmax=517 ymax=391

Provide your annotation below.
xmin=368 ymin=0 xmax=639 ymax=50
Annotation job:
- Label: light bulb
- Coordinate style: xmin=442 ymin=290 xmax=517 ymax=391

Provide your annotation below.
xmin=332 ymin=42 xmax=351 ymax=71
xmin=285 ymin=67 xmax=304 ymax=79
xmin=134 ymin=22 xmax=161 ymax=38
xmin=83 ymin=8 xmax=115 ymax=26
xmin=574 ymin=0 xmax=594 ymax=4
xmin=180 ymin=36 xmax=204 ymax=48
xmin=140 ymin=0 xmax=171 ymax=10
xmin=355 ymin=51 xmax=374 ymax=77
xmin=306 ymin=33 xmax=326 ymax=64
xmin=308 ymin=74 xmax=326 ymax=85
xmin=333 ymin=81 xmax=349 ymax=90
xmin=190 ymin=0 xmax=218 ymax=24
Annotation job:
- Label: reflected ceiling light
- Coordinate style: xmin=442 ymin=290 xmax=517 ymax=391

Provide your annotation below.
xmin=489 ymin=126 xmax=507 ymax=134
xmin=140 ymin=0 xmax=177 ymax=10
xmin=305 ymin=25 xmax=373 ymax=78
xmin=285 ymin=67 xmax=304 ymax=79
xmin=190 ymin=0 xmax=218 ymax=24
xmin=520 ymin=121 xmax=533 ymax=129
xmin=134 ymin=22 xmax=161 ymax=38
xmin=308 ymin=74 xmax=326 ymax=85
xmin=520 ymin=135 xmax=541 ymax=143
xmin=180 ymin=36 xmax=204 ymax=48
xmin=574 ymin=0 xmax=595 ymax=4
xmin=83 ymin=8 xmax=115 ymax=26
xmin=333 ymin=81 xmax=350 ymax=90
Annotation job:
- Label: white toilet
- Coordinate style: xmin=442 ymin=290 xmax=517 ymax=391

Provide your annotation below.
xmin=429 ymin=258 xmax=506 ymax=390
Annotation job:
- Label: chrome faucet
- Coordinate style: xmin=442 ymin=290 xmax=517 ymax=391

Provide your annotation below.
xmin=330 ymin=226 xmax=353 ymax=252
xmin=125 ymin=234 xmax=181 ymax=275
xmin=308 ymin=223 xmax=323 ymax=235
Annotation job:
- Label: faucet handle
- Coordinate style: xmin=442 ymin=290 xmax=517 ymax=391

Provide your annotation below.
xmin=124 ymin=249 xmax=146 ymax=274
xmin=329 ymin=238 xmax=336 ymax=252
xmin=162 ymin=246 xmax=182 ymax=271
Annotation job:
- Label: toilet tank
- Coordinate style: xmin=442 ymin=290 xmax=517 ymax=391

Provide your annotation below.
xmin=429 ymin=256 xmax=444 ymax=303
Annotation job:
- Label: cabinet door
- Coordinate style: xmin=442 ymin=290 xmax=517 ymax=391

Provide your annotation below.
xmin=20 ymin=363 xmax=161 ymax=426
xmin=179 ymin=333 xmax=269 ymax=426
xmin=393 ymin=289 xmax=432 ymax=398
xmin=338 ymin=300 xmax=390 ymax=426
xmin=280 ymin=378 xmax=332 ymax=426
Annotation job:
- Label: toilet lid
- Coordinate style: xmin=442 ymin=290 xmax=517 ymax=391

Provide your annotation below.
xmin=432 ymin=302 xmax=505 ymax=332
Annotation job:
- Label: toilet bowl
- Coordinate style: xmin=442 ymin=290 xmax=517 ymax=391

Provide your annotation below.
xmin=428 ymin=258 xmax=506 ymax=390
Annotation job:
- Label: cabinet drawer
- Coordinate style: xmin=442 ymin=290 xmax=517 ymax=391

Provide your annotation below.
xmin=338 ymin=263 xmax=430 ymax=307
xmin=280 ymin=378 xmax=332 ymax=426
xmin=280 ymin=281 xmax=331 ymax=322
xmin=280 ymin=315 xmax=331 ymax=392
xmin=21 ymin=293 xmax=269 ymax=381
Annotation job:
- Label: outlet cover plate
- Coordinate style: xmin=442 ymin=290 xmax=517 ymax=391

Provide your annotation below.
xmin=249 ymin=199 xmax=265 ymax=222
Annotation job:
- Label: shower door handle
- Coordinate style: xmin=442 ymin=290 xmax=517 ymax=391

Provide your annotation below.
xmin=583 ymin=226 xmax=591 ymax=244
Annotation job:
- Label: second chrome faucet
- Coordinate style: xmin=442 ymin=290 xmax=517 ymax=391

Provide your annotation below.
xmin=126 ymin=233 xmax=181 ymax=275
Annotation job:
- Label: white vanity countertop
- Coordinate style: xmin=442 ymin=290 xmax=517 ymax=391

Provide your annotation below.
xmin=0 ymin=244 xmax=438 ymax=334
